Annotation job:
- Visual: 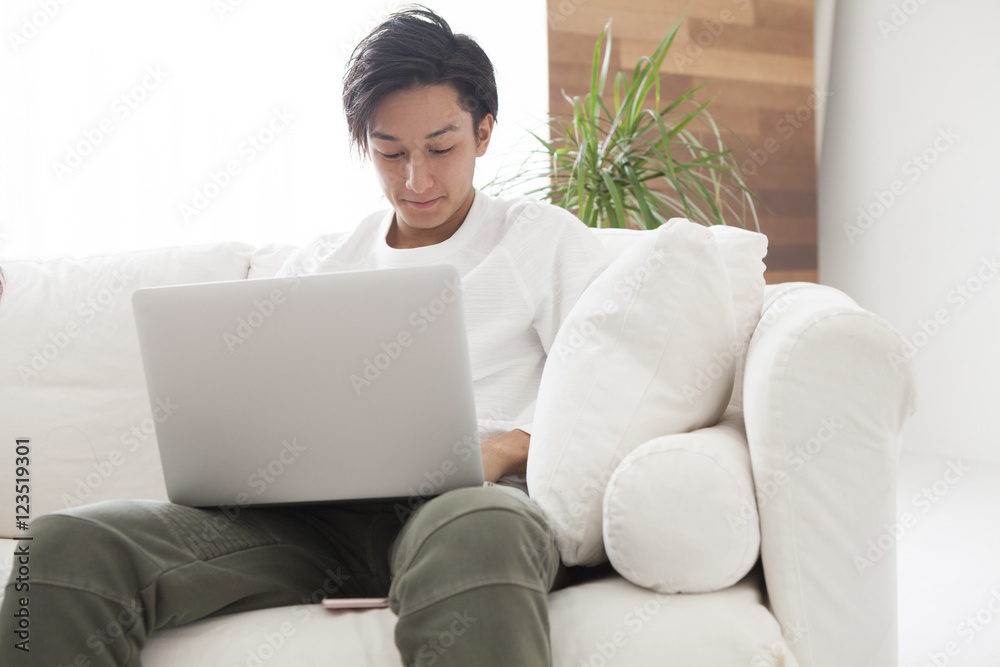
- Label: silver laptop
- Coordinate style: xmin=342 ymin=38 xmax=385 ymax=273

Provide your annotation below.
xmin=131 ymin=264 xmax=484 ymax=507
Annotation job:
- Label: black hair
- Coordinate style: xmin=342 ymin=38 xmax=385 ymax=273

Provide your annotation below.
xmin=342 ymin=5 xmax=498 ymax=155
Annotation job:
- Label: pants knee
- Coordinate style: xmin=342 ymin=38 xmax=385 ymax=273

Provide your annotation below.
xmin=407 ymin=486 xmax=552 ymax=553
xmin=389 ymin=487 xmax=560 ymax=613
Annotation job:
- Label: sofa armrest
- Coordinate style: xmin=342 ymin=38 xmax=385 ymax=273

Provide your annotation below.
xmin=742 ymin=282 xmax=917 ymax=667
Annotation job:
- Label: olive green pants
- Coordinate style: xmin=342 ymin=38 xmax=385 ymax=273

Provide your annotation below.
xmin=0 ymin=484 xmax=565 ymax=666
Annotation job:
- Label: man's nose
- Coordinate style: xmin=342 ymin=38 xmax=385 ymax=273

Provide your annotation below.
xmin=405 ymin=155 xmax=432 ymax=193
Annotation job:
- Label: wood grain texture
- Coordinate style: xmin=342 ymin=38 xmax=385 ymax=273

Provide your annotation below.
xmin=548 ymin=0 xmax=817 ymax=283
xmin=764 ymin=268 xmax=818 ymax=284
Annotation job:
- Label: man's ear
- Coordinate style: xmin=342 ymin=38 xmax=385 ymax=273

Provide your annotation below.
xmin=475 ymin=114 xmax=495 ymax=158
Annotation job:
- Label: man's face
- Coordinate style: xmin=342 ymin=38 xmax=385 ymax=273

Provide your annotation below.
xmin=368 ymin=84 xmax=493 ymax=244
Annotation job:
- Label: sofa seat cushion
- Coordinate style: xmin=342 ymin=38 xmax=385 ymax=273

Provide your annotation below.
xmin=0 ymin=537 xmax=793 ymax=666
xmin=142 ymin=566 xmax=791 ymax=666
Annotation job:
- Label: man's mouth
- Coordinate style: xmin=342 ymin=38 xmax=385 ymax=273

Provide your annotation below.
xmin=406 ymin=197 xmax=441 ymax=210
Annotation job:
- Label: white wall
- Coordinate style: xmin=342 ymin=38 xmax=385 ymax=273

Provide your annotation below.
xmin=0 ymin=0 xmax=548 ymax=260
xmin=820 ymin=0 xmax=1000 ymax=462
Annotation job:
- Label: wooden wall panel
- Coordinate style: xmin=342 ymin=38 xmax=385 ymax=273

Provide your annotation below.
xmin=548 ymin=0 xmax=818 ymax=284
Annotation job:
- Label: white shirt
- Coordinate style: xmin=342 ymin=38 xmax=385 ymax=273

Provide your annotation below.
xmin=276 ymin=190 xmax=611 ymax=492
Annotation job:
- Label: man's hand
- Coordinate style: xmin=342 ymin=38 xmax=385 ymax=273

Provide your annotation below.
xmin=480 ymin=429 xmax=530 ymax=483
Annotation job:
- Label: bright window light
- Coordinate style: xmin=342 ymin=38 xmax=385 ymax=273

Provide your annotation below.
xmin=0 ymin=0 xmax=548 ymax=259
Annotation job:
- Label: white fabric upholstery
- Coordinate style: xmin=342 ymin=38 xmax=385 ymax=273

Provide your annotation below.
xmin=0 ymin=232 xmax=916 ymax=667
xmin=528 ymin=219 xmax=739 ymax=566
xmin=593 ymin=223 xmax=768 ymax=409
xmin=248 ymin=243 xmax=297 ymax=279
xmin=743 ymin=282 xmax=917 ymax=667
xmin=0 ymin=244 xmax=255 ymax=538
xmin=548 ymin=570 xmax=794 ymax=667
xmin=603 ymin=407 xmax=760 ymax=594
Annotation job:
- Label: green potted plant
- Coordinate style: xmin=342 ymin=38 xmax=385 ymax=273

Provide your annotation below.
xmin=489 ymin=17 xmax=760 ymax=231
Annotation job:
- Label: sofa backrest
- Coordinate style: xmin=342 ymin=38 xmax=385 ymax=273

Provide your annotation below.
xmin=0 ymin=243 xmax=261 ymax=537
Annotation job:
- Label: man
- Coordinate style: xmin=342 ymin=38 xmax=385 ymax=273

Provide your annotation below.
xmin=1 ymin=7 xmax=610 ymax=666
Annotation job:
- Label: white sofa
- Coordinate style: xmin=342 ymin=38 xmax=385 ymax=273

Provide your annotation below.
xmin=0 ymin=228 xmax=916 ymax=666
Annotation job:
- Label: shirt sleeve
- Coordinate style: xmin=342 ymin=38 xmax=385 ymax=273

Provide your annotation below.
xmin=509 ymin=203 xmax=613 ymax=435
xmin=529 ymin=212 xmax=612 ymax=353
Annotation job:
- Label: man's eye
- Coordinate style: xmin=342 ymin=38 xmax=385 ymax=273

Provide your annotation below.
xmin=431 ymin=147 xmax=453 ymax=155
xmin=378 ymin=151 xmax=402 ymax=159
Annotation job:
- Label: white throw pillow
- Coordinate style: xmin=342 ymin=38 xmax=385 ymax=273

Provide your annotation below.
xmin=593 ymin=223 xmax=767 ymax=409
xmin=602 ymin=408 xmax=760 ymax=593
xmin=528 ymin=219 xmax=738 ymax=566
xmin=0 ymin=244 xmax=255 ymax=538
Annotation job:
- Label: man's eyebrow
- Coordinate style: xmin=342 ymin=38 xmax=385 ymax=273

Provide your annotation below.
xmin=369 ymin=125 xmax=460 ymax=142
xmin=425 ymin=124 xmax=459 ymax=139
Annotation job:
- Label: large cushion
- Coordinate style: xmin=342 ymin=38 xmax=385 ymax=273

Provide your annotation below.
xmin=137 ymin=564 xmax=792 ymax=667
xmin=0 ymin=244 xmax=255 ymax=538
xmin=594 ymin=223 xmax=768 ymax=409
xmin=602 ymin=407 xmax=760 ymax=594
xmin=528 ymin=219 xmax=739 ymax=566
